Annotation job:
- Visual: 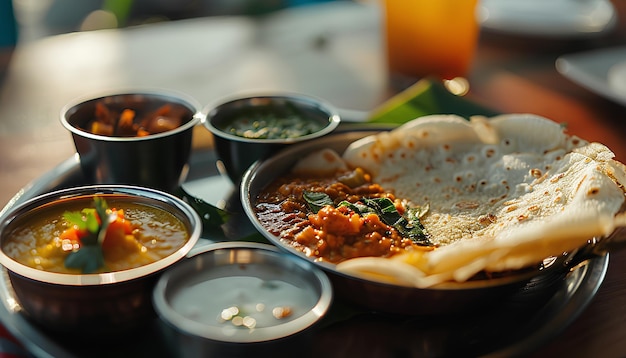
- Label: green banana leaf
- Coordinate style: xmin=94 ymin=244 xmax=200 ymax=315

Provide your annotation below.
xmin=367 ymin=78 xmax=500 ymax=124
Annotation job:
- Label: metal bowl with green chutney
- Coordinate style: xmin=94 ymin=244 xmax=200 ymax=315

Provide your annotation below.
xmin=202 ymin=93 xmax=341 ymax=183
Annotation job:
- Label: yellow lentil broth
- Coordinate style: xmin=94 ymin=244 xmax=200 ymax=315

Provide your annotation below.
xmin=2 ymin=195 xmax=190 ymax=274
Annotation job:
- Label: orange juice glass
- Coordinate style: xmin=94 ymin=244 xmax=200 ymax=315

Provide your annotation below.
xmin=383 ymin=0 xmax=480 ymax=81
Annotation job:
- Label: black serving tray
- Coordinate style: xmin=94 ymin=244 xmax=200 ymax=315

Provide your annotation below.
xmin=0 ymin=134 xmax=609 ymax=358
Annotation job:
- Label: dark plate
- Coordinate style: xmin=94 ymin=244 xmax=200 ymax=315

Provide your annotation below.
xmin=0 ymin=124 xmax=609 ymax=357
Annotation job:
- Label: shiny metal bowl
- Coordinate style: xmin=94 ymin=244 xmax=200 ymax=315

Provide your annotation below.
xmin=202 ymin=92 xmax=340 ymax=183
xmin=153 ymin=241 xmax=332 ymax=357
xmin=240 ymin=130 xmax=564 ymax=315
xmin=0 ymin=185 xmax=201 ymax=337
xmin=61 ymin=90 xmax=202 ymax=193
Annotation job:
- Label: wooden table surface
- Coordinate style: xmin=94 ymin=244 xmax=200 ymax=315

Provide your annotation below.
xmin=1 ymin=1 xmax=625 ymax=357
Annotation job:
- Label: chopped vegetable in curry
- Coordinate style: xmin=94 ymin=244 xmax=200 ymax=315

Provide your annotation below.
xmin=254 ymin=167 xmax=433 ymax=263
xmin=85 ymin=101 xmax=187 ymax=137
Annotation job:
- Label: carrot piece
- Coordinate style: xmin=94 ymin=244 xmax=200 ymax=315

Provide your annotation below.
xmin=116 ymin=109 xmax=137 ymax=136
xmin=94 ymin=102 xmax=114 ymax=125
xmin=153 ymin=104 xmax=172 ymax=117
xmin=118 ymin=109 xmax=135 ymax=127
xmin=102 ymin=210 xmax=134 ymax=252
xmin=91 ymin=121 xmax=114 ymax=136
xmin=136 ymin=128 xmax=150 ymax=137
xmin=102 ymin=216 xmax=141 ymax=260
xmin=59 ymin=228 xmax=80 ymax=243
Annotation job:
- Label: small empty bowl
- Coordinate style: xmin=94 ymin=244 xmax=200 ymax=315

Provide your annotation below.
xmin=203 ymin=93 xmax=340 ymax=182
xmin=152 ymin=241 xmax=333 ymax=357
xmin=61 ymin=90 xmax=202 ymax=192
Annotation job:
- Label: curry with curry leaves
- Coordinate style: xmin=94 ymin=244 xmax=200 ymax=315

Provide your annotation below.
xmin=254 ymin=167 xmax=432 ymax=263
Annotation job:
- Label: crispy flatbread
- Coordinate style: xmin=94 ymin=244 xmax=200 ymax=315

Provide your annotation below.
xmin=333 ymin=114 xmax=626 ymax=287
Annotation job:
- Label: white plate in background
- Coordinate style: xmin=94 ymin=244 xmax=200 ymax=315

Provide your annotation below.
xmin=556 ymin=46 xmax=626 ymax=107
xmin=480 ymin=0 xmax=617 ymax=38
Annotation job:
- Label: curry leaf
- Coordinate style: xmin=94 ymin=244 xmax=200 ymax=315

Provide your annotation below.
xmin=303 ymin=191 xmax=334 ymax=214
xmin=362 ymin=198 xmax=402 ymax=224
xmin=63 ymin=208 xmax=100 ymax=233
xmin=397 ymin=207 xmax=431 ymax=246
xmin=63 ymin=211 xmax=88 ymax=230
xmin=338 ymin=201 xmax=370 ymax=214
xmin=349 ymin=197 xmax=431 ymax=246
xmin=82 ymin=208 xmax=100 ymax=233
xmin=304 ymin=191 xmax=431 ymax=246
xmin=176 ymin=186 xmax=230 ymax=231
xmin=65 ymin=246 xmax=105 ymax=274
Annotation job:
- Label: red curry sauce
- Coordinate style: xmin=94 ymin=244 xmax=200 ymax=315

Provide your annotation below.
xmin=254 ymin=169 xmax=421 ymax=263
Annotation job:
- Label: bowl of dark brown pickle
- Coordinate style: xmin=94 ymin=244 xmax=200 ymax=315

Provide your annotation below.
xmin=61 ymin=90 xmax=202 ymax=192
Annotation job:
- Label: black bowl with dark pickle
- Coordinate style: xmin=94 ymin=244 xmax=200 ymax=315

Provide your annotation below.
xmin=61 ymin=90 xmax=202 ymax=192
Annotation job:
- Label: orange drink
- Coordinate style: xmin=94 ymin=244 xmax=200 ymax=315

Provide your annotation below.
xmin=383 ymin=0 xmax=480 ymax=81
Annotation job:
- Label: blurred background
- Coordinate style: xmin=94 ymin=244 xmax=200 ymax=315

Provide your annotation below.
xmin=9 ymin=0 xmax=349 ymax=44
